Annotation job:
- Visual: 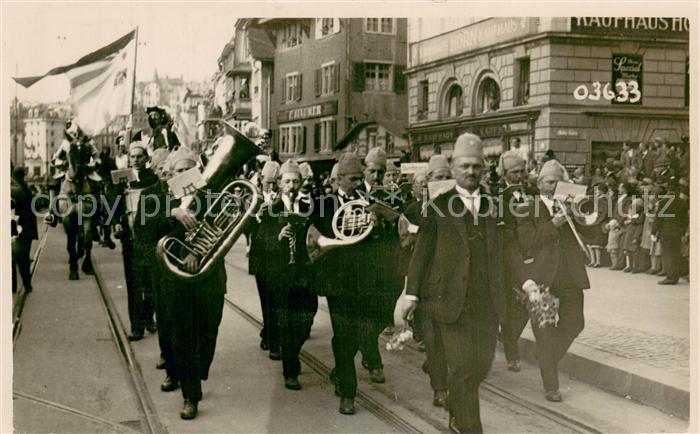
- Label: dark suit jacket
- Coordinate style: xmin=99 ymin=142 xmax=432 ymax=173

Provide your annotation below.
xmin=406 ymin=188 xmax=502 ymax=324
xmin=516 ymin=197 xmax=591 ymax=291
xmin=256 ymin=195 xmax=314 ymax=287
xmin=11 ymin=178 xmax=38 ymax=241
xmin=312 ymin=191 xmax=402 ymax=298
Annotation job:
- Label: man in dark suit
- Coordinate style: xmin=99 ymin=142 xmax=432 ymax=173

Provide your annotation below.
xmin=403 ymin=154 xmax=451 ymax=408
xmin=636 ymin=142 xmax=656 ymax=178
xmin=495 ymin=151 xmax=534 ymax=373
xmin=261 ymin=160 xmax=317 ymax=390
xmin=158 ymin=146 xmax=228 ymax=420
xmin=361 ymin=147 xmax=405 ymax=352
xmin=402 ymin=133 xmax=502 ymax=434
xmin=113 ymin=140 xmax=160 ymax=341
xmin=248 ymin=160 xmax=282 ymax=359
xmin=515 ymin=159 xmax=594 ymax=402
xmin=11 ymin=166 xmax=38 ymax=294
xmin=132 ymin=148 xmax=176 ymax=382
xmin=312 ymin=152 xmax=397 ymax=415
xmin=652 ymin=157 xmax=688 ymax=285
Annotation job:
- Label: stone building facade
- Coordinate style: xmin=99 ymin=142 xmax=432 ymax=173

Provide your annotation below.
xmin=406 ymin=17 xmax=690 ymax=171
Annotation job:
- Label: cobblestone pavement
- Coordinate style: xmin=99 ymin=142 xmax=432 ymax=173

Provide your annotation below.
xmin=576 ymin=319 xmax=689 ymax=374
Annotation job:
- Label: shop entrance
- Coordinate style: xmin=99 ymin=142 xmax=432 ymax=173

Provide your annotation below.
xmin=591 ymin=141 xmax=624 ymax=170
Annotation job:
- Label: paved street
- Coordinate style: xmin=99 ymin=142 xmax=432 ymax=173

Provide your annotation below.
xmin=10 ymin=227 xmax=689 ymax=433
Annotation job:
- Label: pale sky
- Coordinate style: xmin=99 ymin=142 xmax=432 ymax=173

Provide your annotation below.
xmin=2 ymin=2 xmax=240 ymax=105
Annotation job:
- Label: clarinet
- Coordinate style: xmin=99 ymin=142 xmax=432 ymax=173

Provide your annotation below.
xmin=288 ymin=225 xmax=296 ymax=265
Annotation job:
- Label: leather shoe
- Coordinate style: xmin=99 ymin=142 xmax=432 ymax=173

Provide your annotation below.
xmin=284 ymin=377 xmax=301 ymax=390
xmin=623 ymin=267 xmax=632 ymax=273
xmin=369 ymin=368 xmax=385 ymax=384
xmin=507 ymin=360 xmax=521 ymax=372
xmin=658 ymin=278 xmax=678 ymax=285
xmin=269 ymin=350 xmax=282 ymax=361
xmin=128 ymin=332 xmax=143 ymax=342
xmin=180 ymin=399 xmax=198 ymax=420
xmin=146 ymin=322 xmax=158 ymax=334
xmin=433 ymin=390 xmax=447 ymax=407
xmin=260 ymin=340 xmax=269 ymax=351
xmin=338 ymin=397 xmax=355 ymax=415
xmin=69 ymin=269 xmax=79 ymax=280
xmin=545 ymin=390 xmax=562 ymax=402
xmin=160 ymin=376 xmax=179 ymax=392
xmin=156 ymin=356 xmax=166 ymax=370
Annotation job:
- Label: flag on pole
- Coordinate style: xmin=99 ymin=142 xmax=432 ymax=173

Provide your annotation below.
xmin=13 ymin=29 xmax=137 ymax=135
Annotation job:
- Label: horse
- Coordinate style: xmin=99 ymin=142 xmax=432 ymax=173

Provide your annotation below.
xmin=54 ymin=131 xmax=102 ymax=280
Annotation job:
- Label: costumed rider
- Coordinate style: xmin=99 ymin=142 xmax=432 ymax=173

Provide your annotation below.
xmin=146 ymin=106 xmax=181 ymax=152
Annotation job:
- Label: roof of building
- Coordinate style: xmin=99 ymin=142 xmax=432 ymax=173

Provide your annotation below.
xmin=247 ymin=27 xmax=275 ymax=60
xmin=335 ymin=119 xmax=407 ymax=151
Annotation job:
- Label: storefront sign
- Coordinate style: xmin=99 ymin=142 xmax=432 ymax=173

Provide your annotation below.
xmin=471 ymin=124 xmax=504 ymax=138
xmin=411 ymin=129 xmax=458 ymax=145
xmin=277 ymin=101 xmax=337 ymax=123
xmin=612 ymin=54 xmax=643 ymax=105
xmin=571 ymin=17 xmax=689 ymax=38
xmin=411 ymin=18 xmax=538 ymax=65
xmin=400 ymin=162 xmax=429 ymax=175
xmin=557 ymin=129 xmax=579 ymax=137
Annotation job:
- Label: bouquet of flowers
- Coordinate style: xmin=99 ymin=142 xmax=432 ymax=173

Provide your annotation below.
xmin=386 ymin=324 xmax=414 ymax=351
xmin=515 ymin=279 xmax=560 ymax=328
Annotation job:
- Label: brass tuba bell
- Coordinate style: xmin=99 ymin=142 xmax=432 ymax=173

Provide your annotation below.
xmin=156 ymin=121 xmax=262 ymax=281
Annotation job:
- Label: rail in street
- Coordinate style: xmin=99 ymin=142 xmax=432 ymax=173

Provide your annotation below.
xmin=11 ymin=227 xmax=689 ymax=433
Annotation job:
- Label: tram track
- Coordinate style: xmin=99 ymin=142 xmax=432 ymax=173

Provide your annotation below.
xmin=225 ymin=254 xmax=604 ymax=433
xmin=224 ymin=297 xmax=431 ymax=434
xmin=313 ymin=303 xmax=604 ymax=434
xmin=91 ymin=257 xmax=167 ymax=434
xmin=12 ymin=221 xmax=49 ymax=347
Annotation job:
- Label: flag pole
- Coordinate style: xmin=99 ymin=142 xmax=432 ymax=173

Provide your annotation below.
xmin=126 ymin=26 xmax=139 ymax=147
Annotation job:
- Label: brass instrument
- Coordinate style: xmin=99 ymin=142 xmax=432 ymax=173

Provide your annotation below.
xmin=156 ymin=122 xmax=262 ymax=281
xmin=306 ymin=199 xmax=376 ymax=263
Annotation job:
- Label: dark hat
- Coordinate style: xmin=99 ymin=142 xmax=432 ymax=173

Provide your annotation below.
xmin=146 ymin=106 xmax=167 ymax=115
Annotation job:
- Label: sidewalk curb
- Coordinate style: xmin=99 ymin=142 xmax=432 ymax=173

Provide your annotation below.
xmin=517 ymin=335 xmax=689 ymax=420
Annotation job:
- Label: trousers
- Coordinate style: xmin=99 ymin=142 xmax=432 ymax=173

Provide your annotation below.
xmin=327 ymin=295 xmax=384 ymax=398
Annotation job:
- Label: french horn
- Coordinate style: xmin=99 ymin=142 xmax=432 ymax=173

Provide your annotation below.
xmin=306 ymin=199 xmax=376 ymax=263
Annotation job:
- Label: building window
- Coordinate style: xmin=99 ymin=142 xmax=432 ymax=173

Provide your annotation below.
xmin=317 ymin=62 xmax=339 ymax=96
xmin=280 ymin=124 xmax=304 ymax=154
xmin=367 ymin=126 xmax=378 ymax=149
xmin=284 ymin=73 xmax=302 ymax=103
xmin=316 ymin=18 xmax=340 ymax=38
xmin=365 ymin=63 xmax=392 ymax=91
xmin=515 ymin=58 xmax=530 ymax=106
xmin=316 ymin=117 xmax=337 ymax=152
xmin=418 ymin=80 xmax=429 ymax=119
xmin=475 ymin=77 xmax=501 ymax=114
xmin=281 ymin=23 xmax=303 ymax=49
xmin=445 ymin=84 xmax=463 ymax=117
xmin=365 ymin=18 xmax=394 ymax=34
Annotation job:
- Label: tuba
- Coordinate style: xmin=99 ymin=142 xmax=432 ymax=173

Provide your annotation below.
xmin=156 ymin=121 xmax=262 ymax=281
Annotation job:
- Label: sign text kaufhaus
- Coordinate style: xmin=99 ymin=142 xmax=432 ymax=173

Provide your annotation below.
xmin=572 ymin=17 xmax=690 ymax=37
xmin=278 ymin=101 xmax=338 ymax=123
